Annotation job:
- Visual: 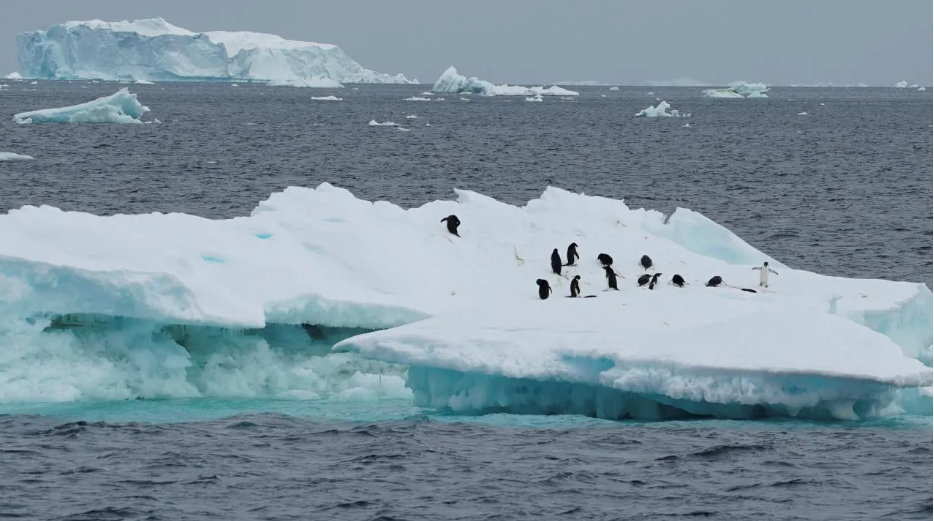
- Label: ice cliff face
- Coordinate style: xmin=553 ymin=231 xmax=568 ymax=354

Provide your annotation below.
xmin=16 ymin=18 xmax=415 ymax=84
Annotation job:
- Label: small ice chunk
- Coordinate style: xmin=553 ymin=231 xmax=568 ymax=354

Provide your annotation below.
xmin=0 ymin=152 xmax=35 ymax=161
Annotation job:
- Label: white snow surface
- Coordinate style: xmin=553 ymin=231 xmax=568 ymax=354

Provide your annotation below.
xmin=636 ymin=101 xmax=689 ymax=118
xmin=703 ymin=82 xmax=770 ymax=99
xmin=12 ymin=87 xmax=149 ymax=124
xmin=0 ymin=184 xmax=931 ymax=417
xmin=267 ymin=78 xmax=343 ymax=88
xmin=16 ymin=18 xmax=415 ymax=84
xmin=0 ymin=152 xmax=35 ymax=161
xmin=431 ymin=66 xmax=579 ymax=97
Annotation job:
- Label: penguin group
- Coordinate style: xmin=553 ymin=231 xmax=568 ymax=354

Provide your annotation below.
xmin=437 ymin=215 xmax=777 ymax=300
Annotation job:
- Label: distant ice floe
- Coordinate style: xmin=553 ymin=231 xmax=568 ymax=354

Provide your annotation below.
xmin=404 ymin=96 xmax=432 ymax=101
xmin=368 ymin=120 xmax=399 ymax=127
xmin=431 ymin=66 xmax=579 ymax=97
xmin=0 ymin=152 xmax=35 ymax=161
xmin=268 ymin=78 xmax=343 ymax=88
xmin=5 ymin=72 xmax=23 ymax=80
xmin=231 ymin=83 xmax=239 ymax=87
xmin=702 ymin=81 xmax=769 ymax=99
xmin=525 ymin=95 xmax=543 ymax=102
xmin=311 ymin=96 xmax=342 ymax=101
xmin=894 ymin=81 xmax=909 ymax=88
xmin=13 ymin=87 xmax=149 ymax=124
xmin=135 ymin=79 xmax=154 ymax=85
xmin=635 ymin=100 xmax=690 ymax=118
xmin=798 ymin=112 xmax=808 ymax=116
xmin=405 ymin=114 xmax=418 ymax=119
xmin=609 ymin=86 xmax=619 ymax=91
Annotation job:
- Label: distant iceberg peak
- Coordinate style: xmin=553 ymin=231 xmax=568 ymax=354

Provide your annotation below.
xmin=17 ymin=18 xmax=415 ymax=84
xmin=431 ymin=66 xmax=579 ymax=97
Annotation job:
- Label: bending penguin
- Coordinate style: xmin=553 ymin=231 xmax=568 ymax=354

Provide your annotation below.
xmin=564 ymin=243 xmax=579 ymax=266
xmin=440 ymin=215 xmax=461 ymax=237
xmin=705 ymin=276 xmax=724 ymax=287
xmin=640 ymin=255 xmax=654 ymax=271
xmin=670 ymin=274 xmax=686 ymax=288
xmin=597 ymin=253 xmax=613 ymax=267
xmin=648 ymin=272 xmax=663 ymax=290
xmin=752 ymin=261 xmax=779 ymax=288
xmin=637 ymin=274 xmax=651 ymax=287
xmin=536 ymin=279 xmax=552 ymax=300
xmin=550 ymin=249 xmax=563 ymax=275
xmin=603 ymin=266 xmax=620 ymax=291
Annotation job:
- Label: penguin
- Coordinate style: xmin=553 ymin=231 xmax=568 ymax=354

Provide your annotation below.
xmin=597 ymin=253 xmax=613 ymax=267
xmin=536 ymin=279 xmax=552 ymax=300
xmin=670 ymin=274 xmax=686 ymax=288
xmin=752 ymin=261 xmax=779 ymax=288
xmin=604 ymin=266 xmax=619 ymax=290
xmin=705 ymin=276 xmax=723 ymax=287
xmin=648 ymin=272 xmax=663 ymax=290
xmin=550 ymin=249 xmax=562 ymax=275
xmin=440 ymin=215 xmax=461 ymax=237
xmin=569 ymin=275 xmax=581 ymax=297
xmin=564 ymin=243 xmax=579 ymax=266
xmin=637 ymin=274 xmax=651 ymax=287
xmin=640 ymin=255 xmax=653 ymax=271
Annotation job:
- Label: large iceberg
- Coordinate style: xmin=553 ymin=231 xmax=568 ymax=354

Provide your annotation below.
xmin=431 ymin=66 xmax=578 ymax=97
xmin=702 ymin=81 xmax=770 ymax=98
xmin=16 ymin=18 xmax=415 ymax=84
xmin=0 ymin=184 xmax=930 ymax=418
xmin=13 ymin=87 xmax=149 ymax=124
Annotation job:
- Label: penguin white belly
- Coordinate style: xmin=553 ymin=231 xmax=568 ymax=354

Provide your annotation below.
xmin=759 ymin=269 xmax=769 ymax=286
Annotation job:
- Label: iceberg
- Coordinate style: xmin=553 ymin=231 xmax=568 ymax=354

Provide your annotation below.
xmin=702 ymin=81 xmax=769 ymax=98
xmin=16 ymin=18 xmax=415 ymax=84
xmin=635 ymin=101 xmax=689 ymax=118
xmin=12 ymin=87 xmax=149 ymax=124
xmin=894 ymin=81 xmax=909 ymax=88
xmin=5 ymin=72 xmax=23 ymax=80
xmin=0 ymin=152 xmax=35 ymax=161
xmin=431 ymin=66 xmax=579 ymax=97
xmin=0 ymin=184 xmax=930 ymax=419
xmin=267 ymin=78 xmax=343 ymax=88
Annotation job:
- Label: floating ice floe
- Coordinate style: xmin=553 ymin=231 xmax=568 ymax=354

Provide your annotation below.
xmin=609 ymin=86 xmax=619 ymax=91
xmin=894 ymin=81 xmax=909 ymax=88
xmin=135 ymin=79 xmax=154 ymax=85
xmin=431 ymin=66 xmax=579 ymax=97
xmin=368 ymin=120 xmax=399 ymax=127
xmin=918 ymin=87 xmax=927 ymax=91
xmin=311 ymin=96 xmax=342 ymax=101
xmin=0 ymin=184 xmax=929 ymax=418
xmin=404 ymin=96 xmax=432 ymax=101
xmin=12 ymin=87 xmax=149 ymax=124
xmin=525 ymin=95 xmax=543 ymax=102
xmin=4 ymin=72 xmax=22 ymax=80
xmin=635 ymin=101 xmax=690 ymax=118
xmin=702 ymin=81 xmax=769 ymax=98
xmin=405 ymin=114 xmax=418 ymax=119
xmin=268 ymin=78 xmax=343 ymax=88
xmin=798 ymin=112 xmax=808 ymax=116
xmin=0 ymin=152 xmax=35 ymax=161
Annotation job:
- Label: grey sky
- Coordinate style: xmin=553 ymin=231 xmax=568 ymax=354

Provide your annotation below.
xmin=1 ymin=0 xmax=930 ymax=86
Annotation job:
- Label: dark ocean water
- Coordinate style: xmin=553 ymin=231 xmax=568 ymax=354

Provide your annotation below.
xmin=0 ymin=82 xmax=931 ymax=520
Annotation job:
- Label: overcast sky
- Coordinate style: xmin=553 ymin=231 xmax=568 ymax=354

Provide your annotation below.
xmin=1 ymin=0 xmax=930 ymax=86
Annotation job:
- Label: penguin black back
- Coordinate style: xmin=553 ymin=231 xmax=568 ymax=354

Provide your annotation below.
xmin=536 ymin=279 xmax=552 ymax=300
xmin=440 ymin=215 xmax=461 ymax=237
xmin=550 ymin=248 xmax=562 ymax=275
xmin=705 ymin=276 xmax=723 ymax=287
xmin=564 ymin=243 xmax=579 ymax=266
xmin=597 ymin=253 xmax=613 ymax=267
xmin=569 ymin=275 xmax=581 ymax=297
xmin=604 ymin=266 xmax=619 ymax=290
xmin=648 ymin=272 xmax=663 ymax=290
xmin=640 ymin=255 xmax=653 ymax=271
xmin=637 ymin=274 xmax=651 ymax=287
xmin=671 ymin=274 xmax=686 ymax=287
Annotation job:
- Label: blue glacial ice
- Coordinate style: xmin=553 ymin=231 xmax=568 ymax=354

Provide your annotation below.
xmin=16 ymin=18 xmax=415 ymax=84
xmin=431 ymin=66 xmax=579 ymax=97
xmin=13 ymin=87 xmax=149 ymax=124
xmin=0 ymin=184 xmax=930 ymax=419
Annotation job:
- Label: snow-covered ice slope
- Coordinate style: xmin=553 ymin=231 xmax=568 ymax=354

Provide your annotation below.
xmin=0 ymin=184 xmax=930 ymax=415
xmin=13 ymin=87 xmax=149 ymax=124
xmin=431 ymin=66 xmax=578 ymax=96
xmin=16 ymin=18 xmax=414 ymax=84
xmin=336 ymin=296 xmax=929 ymax=420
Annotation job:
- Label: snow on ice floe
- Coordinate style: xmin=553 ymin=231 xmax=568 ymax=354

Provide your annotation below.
xmin=431 ymin=66 xmax=579 ymax=97
xmin=368 ymin=120 xmax=399 ymax=127
xmin=635 ymin=101 xmax=690 ymax=118
xmin=12 ymin=87 xmax=149 ymax=124
xmin=0 ymin=184 xmax=931 ymax=417
xmin=311 ymin=95 xmax=342 ymax=101
xmin=702 ymin=81 xmax=769 ymax=99
xmin=268 ymin=78 xmax=343 ymax=88
xmin=0 ymin=152 xmax=35 ymax=161
xmin=16 ymin=18 xmax=415 ymax=84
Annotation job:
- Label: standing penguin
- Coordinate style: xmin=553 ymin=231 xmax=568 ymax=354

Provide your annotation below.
xmin=597 ymin=253 xmax=614 ymax=267
xmin=604 ymin=266 xmax=619 ymax=290
xmin=670 ymin=274 xmax=686 ymax=287
xmin=550 ymin=249 xmax=563 ymax=275
xmin=637 ymin=274 xmax=651 ymax=287
xmin=440 ymin=215 xmax=461 ymax=237
xmin=536 ymin=279 xmax=552 ymax=300
xmin=648 ymin=273 xmax=663 ymax=290
xmin=640 ymin=255 xmax=654 ymax=271
xmin=752 ymin=262 xmax=779 ymax=288
xmin=569 ymin=275 xmax=581 ymax=297
xmin=564 ymin=243 xmax=579 ymax=266
xmin=705 ymin=276 xmax=724 ymax=287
